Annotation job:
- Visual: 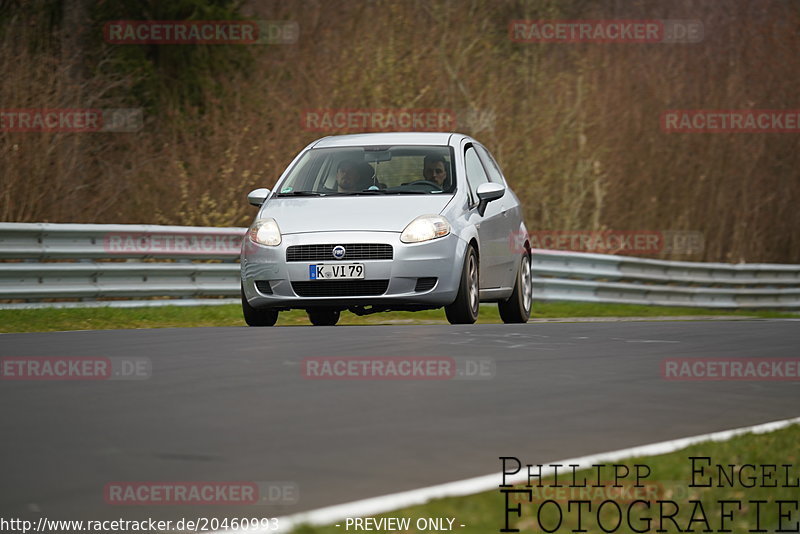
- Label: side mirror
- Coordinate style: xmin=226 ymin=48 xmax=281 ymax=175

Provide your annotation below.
xmin=475 ymin=182 xmax=505 ymax=216
xmin=247 ymin=188 xmax=270 ymax=207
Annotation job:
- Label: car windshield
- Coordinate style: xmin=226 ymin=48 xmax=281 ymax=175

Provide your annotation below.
xmin=275 ymin=145 xmax=456 ymax=196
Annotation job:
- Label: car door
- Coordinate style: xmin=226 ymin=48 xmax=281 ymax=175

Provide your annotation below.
xmin=475 ymin=144 xmax=521 ymax=289
xmin=463 ymin=144 xmax=507 ymax=289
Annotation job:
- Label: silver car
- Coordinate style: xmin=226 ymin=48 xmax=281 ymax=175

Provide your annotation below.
xmin=240 ymin=132 xmax=532 ymax=326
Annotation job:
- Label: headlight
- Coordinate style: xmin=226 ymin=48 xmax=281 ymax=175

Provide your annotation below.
xmin=248 ymin=218 xmax=281 ymax=246
xmin=400 ymin=215 xmax=451 ymax=243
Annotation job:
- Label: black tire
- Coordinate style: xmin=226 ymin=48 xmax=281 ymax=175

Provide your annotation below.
xmin=498 ymin=253 xmax=532 ymax=324
xmin=307 ymin=308 xmax=340 ymax=326
xmin=445 ymin=245 xmax=479 ymax=325
xmin=241 ymin=285 xmax=279 ymax=326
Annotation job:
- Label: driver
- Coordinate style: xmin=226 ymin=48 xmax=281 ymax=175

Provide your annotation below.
xmin=333 ymin=160 xmax=374 ymax=192
xmin=422 ymin=155 xmax=449 ymax=188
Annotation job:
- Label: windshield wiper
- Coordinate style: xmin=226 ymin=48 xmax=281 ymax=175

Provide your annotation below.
xmin=275 ymin=191 xmax=326 ymax=197
xmin=320 ymin=189 xmax=390 ymax=195
xmin=284 ymin=189 xmax=443 ymax=196
xmin=332 ymin=190 xmax=433 ymax=196
xmin=378 ymin=190 xmax=438 ymax=194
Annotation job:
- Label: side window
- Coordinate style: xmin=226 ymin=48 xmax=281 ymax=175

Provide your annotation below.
xmin=464 ymin=146 xmax=490 ymax=204
xmin=475 ymin=145 xmax=505 ymax=184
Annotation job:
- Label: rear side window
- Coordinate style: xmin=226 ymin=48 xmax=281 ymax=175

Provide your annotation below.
xmin=464 ymin=146 xmax=490 ymax=204
xmin=475 ymin=145 xmax=505 ymax=184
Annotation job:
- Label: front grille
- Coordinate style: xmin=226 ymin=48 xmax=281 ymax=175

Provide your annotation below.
xmin=286 ymin=243 xmax=393 ymax=262
xmin=255 ymin=280 xmax=273 ymax=294
xmin=291 ymin=280 xmax=390 ymax=297
xmin=414 ymin=277 xmax=438 ymax=292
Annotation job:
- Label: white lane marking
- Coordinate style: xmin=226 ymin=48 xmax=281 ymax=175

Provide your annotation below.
xmin=625 ymin=340 xmax=681 ymax=343
xmin=611 ymin=337 xmax=680 ymax=343
xmin=216 ymin=416 xmax=800 ymax=533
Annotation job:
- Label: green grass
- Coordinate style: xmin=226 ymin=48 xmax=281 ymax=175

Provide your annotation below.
xmin=0 ymin=301 xmax=794 ymax=334
xmin=290 ymin=424 xmax=800 ymax=533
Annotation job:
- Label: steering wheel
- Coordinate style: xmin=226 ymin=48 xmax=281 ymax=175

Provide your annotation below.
xmin=405 ymin=180 xmax=442 ymax=190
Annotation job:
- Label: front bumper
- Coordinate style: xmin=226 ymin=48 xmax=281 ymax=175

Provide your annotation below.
xmin=241 ymin=231 xmax=464 ymax=310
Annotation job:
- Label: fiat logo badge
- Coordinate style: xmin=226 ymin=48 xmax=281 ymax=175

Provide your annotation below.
xmin=332 ymin=245 xmax=346 ymax=259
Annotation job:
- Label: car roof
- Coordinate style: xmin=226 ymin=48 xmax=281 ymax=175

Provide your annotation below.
xmin=311 ymin=132 xmax=468 ymax=148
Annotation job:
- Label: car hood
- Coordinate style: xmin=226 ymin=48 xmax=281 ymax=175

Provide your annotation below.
xmin=260 ymin=195 xmax=453 ymax=234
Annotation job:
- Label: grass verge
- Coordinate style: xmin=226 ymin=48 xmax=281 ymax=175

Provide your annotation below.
xmin=0 ymin=301 xmax=795 ymax=334
xmin=291 ymin=423 xmax=800 ymax=533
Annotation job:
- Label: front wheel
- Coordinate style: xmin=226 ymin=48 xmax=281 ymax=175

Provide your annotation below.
xmin=498 ymin=253 xmax=532 ymax=323
xmin=241 ymin=285 xmax=279 ymax=326
xmin=445 ymin=245 xmax=479 ymax=325
xmin=307 ymin=308 xmax=340 ymax=326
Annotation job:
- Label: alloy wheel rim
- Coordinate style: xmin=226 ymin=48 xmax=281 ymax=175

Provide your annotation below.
xmin=521 ymin=255 xmax=532 ymax=312
xmin=468 ymin=253 xmax=478 ymax=312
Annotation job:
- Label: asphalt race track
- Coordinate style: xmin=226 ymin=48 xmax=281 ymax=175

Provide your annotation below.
xmin=1 ymin=320 xmax=798 ymax=524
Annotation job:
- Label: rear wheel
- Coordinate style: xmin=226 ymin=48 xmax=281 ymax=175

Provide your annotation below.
xmin=445 ymin=245 xmax=479 ymax=325
xmin=307 ymin=308 xmax=341 ymax=326
xmin=498 ymin=253 xmax=532 ymax=323
xmin=241 ymin=285 xmax=279 ymax=326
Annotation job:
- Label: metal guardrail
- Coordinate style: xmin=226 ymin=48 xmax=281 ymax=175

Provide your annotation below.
xmin=531 ymin=249 xmax=800 ymax=309
xmin=1 ymin=222 xmax=799 ymax=309
xmin=0 ymin=222 xmax=243 ymax=260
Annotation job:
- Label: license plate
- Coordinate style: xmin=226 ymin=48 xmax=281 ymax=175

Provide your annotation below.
xmin=309 ymin=263 xmax=364 ymax=280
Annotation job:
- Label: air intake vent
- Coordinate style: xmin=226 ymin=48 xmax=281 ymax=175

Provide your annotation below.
xmin=254 ymin=280 xmax=273 ymax=294
xmin=414 ymin=277 xmax=438 ymax=292
xmin=286 ymin=243 xmax=393 ymax=262
xmin=291 ymin=280 xmax=389 ymax=297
